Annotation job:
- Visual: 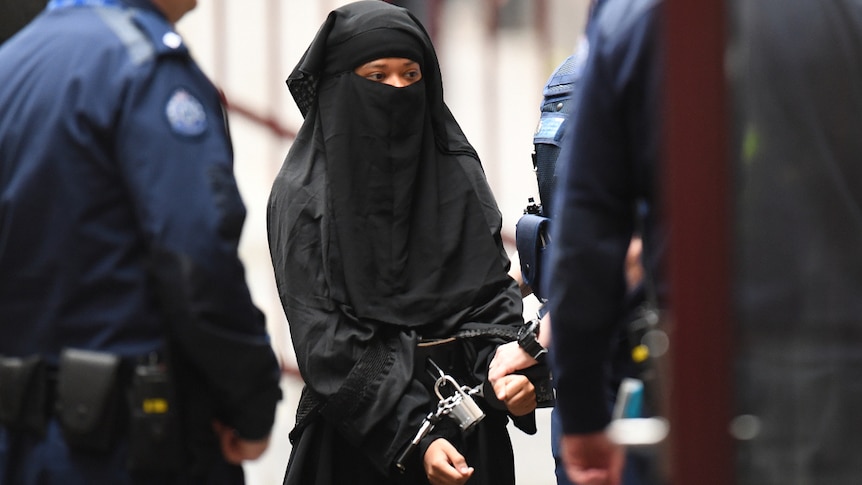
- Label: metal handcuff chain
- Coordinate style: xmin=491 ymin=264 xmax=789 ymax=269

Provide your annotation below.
xmin=433 ymin=374 xmax=485 ymax=432
xmin=394 ymin=372 xmax=485 ymax=472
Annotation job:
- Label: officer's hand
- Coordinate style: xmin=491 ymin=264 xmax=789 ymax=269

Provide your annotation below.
xmin=212 ymin=421 xmax=271 ymax=464
xmin=488 ymin=341 xmax=536 ymax=383
xmin=423 ymin=438 xmax=474 ymax=485
xmin=560 ymin=431 xmax=624 ymax=485
xmin=492 ymin=374 xmax=536 ymax=416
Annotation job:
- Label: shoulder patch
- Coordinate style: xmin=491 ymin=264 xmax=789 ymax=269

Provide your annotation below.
xmin=535 ymin=114 xmax=566 ymax=141
xmin=165 ymin=88 xmax=207 ymax=136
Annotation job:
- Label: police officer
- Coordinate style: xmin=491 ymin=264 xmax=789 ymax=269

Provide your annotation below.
xmin=0 ymin=0 xmax=282 ymax=483
xmin=546 ymin=0 xmax=665 ymax=484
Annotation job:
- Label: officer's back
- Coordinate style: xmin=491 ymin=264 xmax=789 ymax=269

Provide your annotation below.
xmin=0 ymin=1 xmax=282 ymax=483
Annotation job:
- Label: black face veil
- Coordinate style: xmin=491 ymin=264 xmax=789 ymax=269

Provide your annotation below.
xmin=268 ymin=0 xmax=518 ymax=334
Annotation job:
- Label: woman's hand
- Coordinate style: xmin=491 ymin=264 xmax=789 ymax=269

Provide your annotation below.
xmin=492 ymin=374 xmax=536 ymax=416
xmin=423 ymin=438 xmax=474 ymax=485
xmin=488 ymin=341 xmax=536 ymax=383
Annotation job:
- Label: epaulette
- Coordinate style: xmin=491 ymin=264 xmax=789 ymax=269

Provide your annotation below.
xmin=96 ymin=6 xmax=187 ymax=66
xmin=542 ymin=53 xmax=582 ymax=99
xmin=130 ymin=8 xmax=189 ymax=57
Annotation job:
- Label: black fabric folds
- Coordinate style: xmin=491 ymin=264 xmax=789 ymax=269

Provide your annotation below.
xmin=267 ymin=1 xmax=523 ymax=481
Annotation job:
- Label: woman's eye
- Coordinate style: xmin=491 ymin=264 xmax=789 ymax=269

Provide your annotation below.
xmin=367 ymin=72 xmax=385 ymax=81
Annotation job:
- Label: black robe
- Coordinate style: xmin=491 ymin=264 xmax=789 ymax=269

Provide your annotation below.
xmin=267 ymin=2 xmax=530 ymax=483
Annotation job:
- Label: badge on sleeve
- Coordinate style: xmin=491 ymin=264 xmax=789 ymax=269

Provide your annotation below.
xmin=165 ymin=88 xmax=207 ymax=136
xmin=535 ymin=115 xmax=565 ymax=141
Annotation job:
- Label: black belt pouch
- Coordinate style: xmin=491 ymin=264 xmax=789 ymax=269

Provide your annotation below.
xmin=0 ymin=355 xmax=48 ymax=435
xmin=56 ymin=349 xmax=122 ymax=452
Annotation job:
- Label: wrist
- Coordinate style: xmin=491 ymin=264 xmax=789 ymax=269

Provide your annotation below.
xmin=517 ymin=319 xmax=547 ymax=363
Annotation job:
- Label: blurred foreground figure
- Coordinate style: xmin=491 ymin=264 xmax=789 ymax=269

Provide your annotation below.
xmin=732 ymin=0 xmax=862 ymax=483
xmin=0 ymin=1 xmax=282 ymax=483
xmin=545 ymin=0 xmax=665 ymax=484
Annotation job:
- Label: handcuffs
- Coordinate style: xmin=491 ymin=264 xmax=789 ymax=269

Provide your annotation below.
xmin=517 ymin=318 xmax=547 ymax=363
xmin=394 ymin=363 xmax=485 ymax=472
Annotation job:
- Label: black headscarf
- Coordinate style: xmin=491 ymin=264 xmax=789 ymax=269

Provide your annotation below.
xmin=269 ymin=0 xmax=518 ymax=334
xmin=267 ymin=2 xmax=522 ymax=472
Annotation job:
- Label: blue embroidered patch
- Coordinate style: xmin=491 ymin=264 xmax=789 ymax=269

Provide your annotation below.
xmin=535 ymin=115 xmax=565 ymax=141
xmin=165 ymin=88 xmax=207 ymax=136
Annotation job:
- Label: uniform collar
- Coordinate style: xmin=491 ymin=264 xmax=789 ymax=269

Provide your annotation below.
xmin=47 ymin=0 xmax=122 ymax=9
xmin=47 ymin=0 xmax=166 ymax=21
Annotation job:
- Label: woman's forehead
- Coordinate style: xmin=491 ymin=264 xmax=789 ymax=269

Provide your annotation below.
xmin=358 ymin=58 xmax=420 ymax=68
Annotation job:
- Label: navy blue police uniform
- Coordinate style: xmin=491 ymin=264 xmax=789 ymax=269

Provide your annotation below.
xmin=548 ymin=0 xmax=664 ymax=437
xmin=527 ymin=7 xmax=657 ymax=484
xmin=0 ymin=0 xmax=282 ymax=483
xmin=545 ymin=0 xmax=665 ymax=483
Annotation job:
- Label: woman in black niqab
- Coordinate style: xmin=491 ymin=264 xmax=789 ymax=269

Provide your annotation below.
xmin=267 ymin=2 xmax=534 ymax=484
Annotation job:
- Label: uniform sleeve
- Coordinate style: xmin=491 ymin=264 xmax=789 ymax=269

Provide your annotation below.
xmin=546 ymin=15 xmax=654 ymax=434
xmin=115 ymin=55 xmax=281 ymax=440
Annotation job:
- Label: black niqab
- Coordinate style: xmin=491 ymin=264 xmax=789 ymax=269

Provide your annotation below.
xmin=270 ymin=0 xmax=516 ymax=334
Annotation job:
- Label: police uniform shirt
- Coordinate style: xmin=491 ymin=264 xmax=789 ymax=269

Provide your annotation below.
xmin=0 ymin=0 xmax=280 ymax=442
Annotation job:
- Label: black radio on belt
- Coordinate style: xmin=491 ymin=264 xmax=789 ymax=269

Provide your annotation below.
xmin=127 ymin=352 xmax=183 ymax=472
